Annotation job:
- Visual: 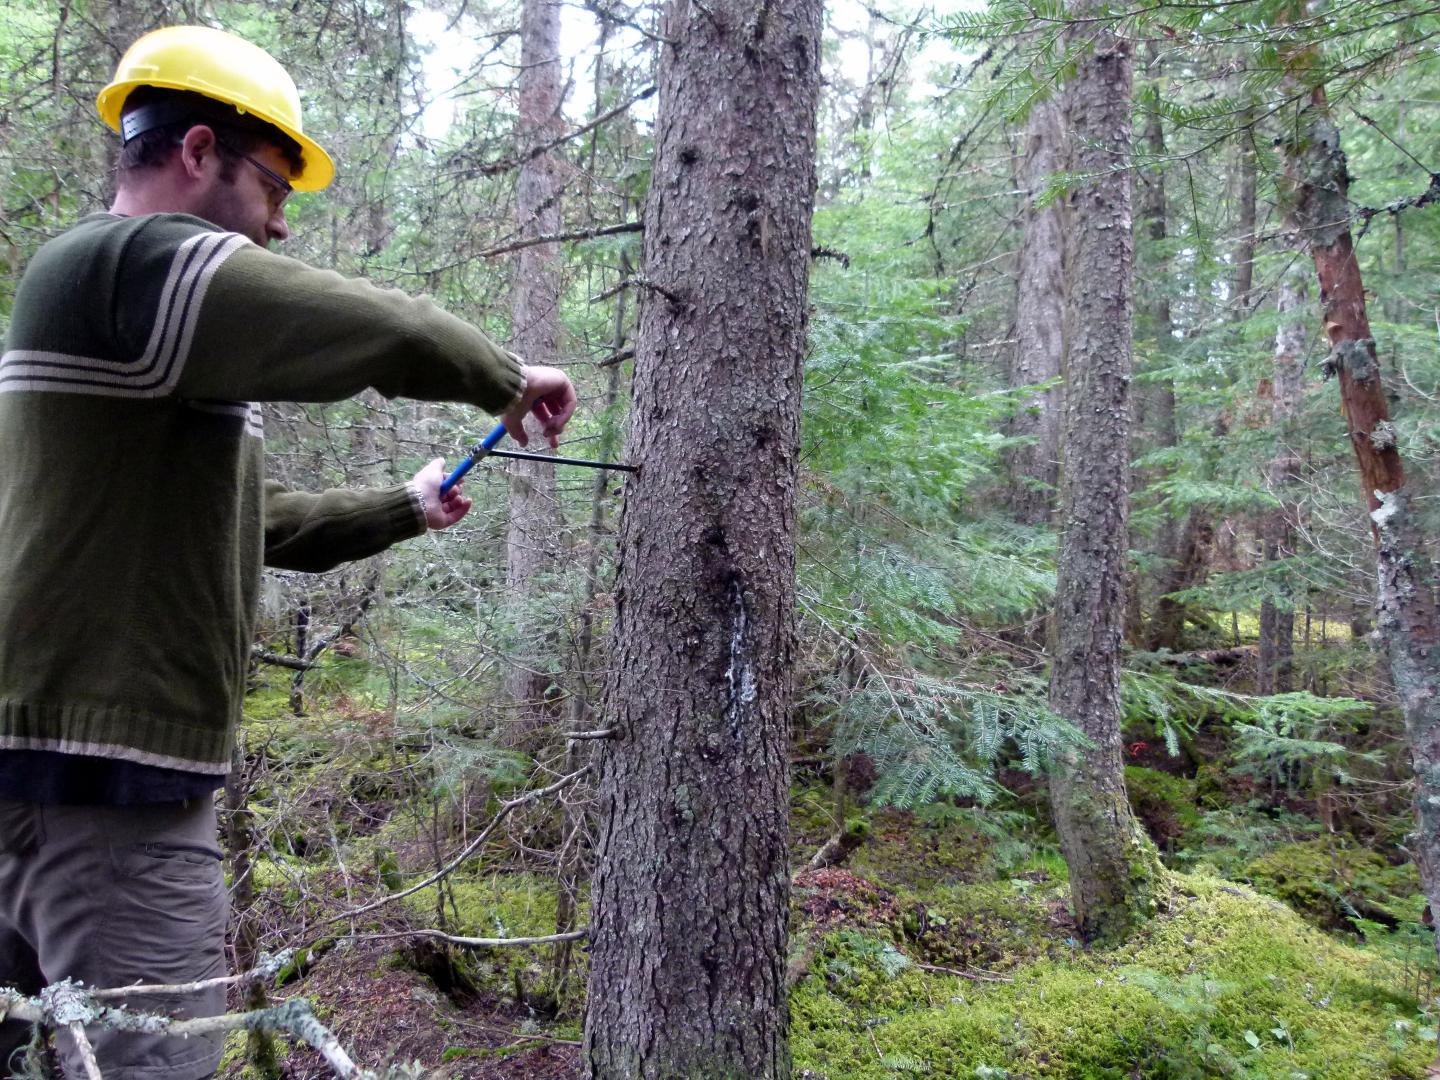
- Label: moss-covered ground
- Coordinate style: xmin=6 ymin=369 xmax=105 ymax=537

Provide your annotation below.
xmin=226 ymin=664 xmax=1438 ymax=1079
xmin=790 ymin=872 xmax=1434 ymax=1079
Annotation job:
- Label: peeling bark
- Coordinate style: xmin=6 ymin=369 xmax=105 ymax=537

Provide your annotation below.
xmin=1281 ymin=80 xmax=1440 ymax=969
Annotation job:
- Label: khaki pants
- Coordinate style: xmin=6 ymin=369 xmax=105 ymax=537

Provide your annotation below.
xmin=0 ymin=798 xmax=227 ymax=1080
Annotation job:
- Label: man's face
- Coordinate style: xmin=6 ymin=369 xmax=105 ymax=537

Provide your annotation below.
xmin=194 ymin=139 xmax=293 ymax=248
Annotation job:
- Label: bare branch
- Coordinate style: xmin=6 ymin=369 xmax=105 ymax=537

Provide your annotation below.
xmin=251 ymin=648 xmax=314 ymax=672
xmin=321 ymin=765 xmax=594 ymax=926
xmin=467 ymin=85 xmax=656 ymax=176
xmin=478 ymin=220 xmax=642 ymax=259
xmin=344 ymin=928 xmax=588 ymax=948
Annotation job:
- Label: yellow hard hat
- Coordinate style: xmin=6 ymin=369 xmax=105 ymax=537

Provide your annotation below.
xmin=96 ymin=26 xmax=334 ymax=191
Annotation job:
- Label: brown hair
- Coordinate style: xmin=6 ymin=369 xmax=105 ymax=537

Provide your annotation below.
xmin=116 ymin=87 xmax=305 ymax=184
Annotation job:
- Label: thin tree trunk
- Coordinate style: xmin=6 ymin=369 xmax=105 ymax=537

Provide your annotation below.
xmin=1233 ymin=111 xmax=1258 ymax=314
xmin=551 ymin=244 xmax=632 ymax=999
xmin=1147 ymin=511 xmax=1215 ymax=652
xmin=1047 ymin=3 xmax=1166 ymax=945
xmin=503 ymin=0 xmax=567 ymax=744
xmin=224 ymin=742 xmax=279 ymax=1078
xmin=1280 ymin=80 xmax=1440 ymax=969
xmin=1258 ymin=267 xmax=1307 ymax=694
xmin=1006 ymin=95 xmax=1065 ymax=525
xmin=582 ymin=0 xmax=821 ymax=1070
xmin=1134 ymin=52 xmax=1201 ymax=656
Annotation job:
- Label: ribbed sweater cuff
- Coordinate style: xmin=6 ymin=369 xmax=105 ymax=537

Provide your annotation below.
xmin=404 ymin=481 xmax=429 ymax=533
xmin=378 ymin=483 xmax=427 ymax=545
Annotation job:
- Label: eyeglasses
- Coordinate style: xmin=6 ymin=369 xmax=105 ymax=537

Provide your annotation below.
xmin=214 ymin=137 xmax=294 ymax=209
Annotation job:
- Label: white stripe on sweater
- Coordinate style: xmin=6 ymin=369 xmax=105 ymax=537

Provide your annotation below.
xmin=0 ymin=232 xmax=249 ymax=396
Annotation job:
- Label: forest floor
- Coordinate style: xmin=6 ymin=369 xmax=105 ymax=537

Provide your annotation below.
xmin=219 ymin=669 xmax=1440 ymax=1080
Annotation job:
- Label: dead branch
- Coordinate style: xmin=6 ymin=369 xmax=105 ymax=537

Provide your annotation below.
xmin=321 ymin=764 xmax=594 ymax=926
xmin=251 ymin=648 xmax=314 ymax=672
xmin=1 ymin=977 xmax=381 ymax=1080
xmin=344 ymin=928 xmax=588 ymax=948
xmin=478 ymin=220 xmax=642 ymax=259
xmin=588 ymin=276 xmax=683 ymax=305
xmin=468 ymin=85 xmax=656 ymax=176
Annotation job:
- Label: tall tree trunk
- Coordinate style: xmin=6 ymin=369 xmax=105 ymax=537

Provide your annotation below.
xmin=581 ymin=0 xmax=820 ymax=1070
xmin=1134 ymin=49 xmax=1200 ymax=656
xmin=1146 ymin=511 xmax=1215 ymax=652
xmin=503 ymin=0 xmax=567 ymax=743
xmin=551 ymin=243 xmax=632 ymax=999
xmin=1232 ymin=110 xmax=1258 ymax=315
xmin=1280 ymin=82 xmax=1440 ymax=968
xmin=1047 ymin=5 xmax=1166 ymax=945
xmin=1258 ymin=267 xmax=1307 ymax=694
xmin=1006 ymin=95 xmax=1065 ymax=525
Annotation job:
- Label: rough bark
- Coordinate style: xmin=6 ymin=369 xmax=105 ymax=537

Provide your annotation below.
xmin=1257 ymin=268 xmax=1307 ymax=694
xmin=1047 ymin=7 xmax=1166 ymax=946
xmin=502 ymin=0 xmax=567 ymax=742
xmin=581 ymin=0 xmax=821 ymax=1073
xmin=1006 ymin=95 xmax=1066 ymax=525
xmin=1280 ymin=82 xmax=1440 ymax=968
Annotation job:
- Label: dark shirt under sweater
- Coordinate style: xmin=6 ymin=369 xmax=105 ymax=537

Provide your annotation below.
xmin=0 ymin=750 xmax=214 ymax=804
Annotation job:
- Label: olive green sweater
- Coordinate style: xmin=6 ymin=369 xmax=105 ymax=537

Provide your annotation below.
xmin=0 ymin=213 xmax=523 ymax=774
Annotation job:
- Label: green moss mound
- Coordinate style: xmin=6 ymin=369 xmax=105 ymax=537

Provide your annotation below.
xmin=402 ymin=872 xmax=586 ymax=1011
xmin=792 ymin=874 xmax=1433 ymax=1079
xmin=1244 ymin=838 xmax=1423 ymax=933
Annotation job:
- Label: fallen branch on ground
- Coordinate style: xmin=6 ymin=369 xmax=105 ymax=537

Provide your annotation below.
xmin=0 ymin=973 xmax=394 ymax=1080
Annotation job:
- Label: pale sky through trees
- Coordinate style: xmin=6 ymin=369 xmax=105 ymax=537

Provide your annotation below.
xmin=410 ymin=0 xmax=978 ymax=141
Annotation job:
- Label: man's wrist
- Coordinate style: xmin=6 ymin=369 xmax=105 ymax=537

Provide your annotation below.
xmin=505 ymin=364 xmax=530 ymax=415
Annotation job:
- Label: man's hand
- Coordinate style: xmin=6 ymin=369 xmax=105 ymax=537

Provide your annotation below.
xmin=411 ymin=458 xmax=472 ymax=531
xmin=502 ymin=365 xmax=578 ymax=448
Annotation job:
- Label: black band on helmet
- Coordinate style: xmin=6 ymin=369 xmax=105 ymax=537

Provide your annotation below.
xmin=120 ymin=98 xmax=240 ymax=144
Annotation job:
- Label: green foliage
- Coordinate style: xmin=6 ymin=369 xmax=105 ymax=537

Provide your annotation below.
xmin=827 ymin=674 xmax=1088 ymax=808
xmin=1231 ymin=694 xmax=1380 ymax=788
xmin=1124 ymin=766 xmax=1203 ymax=850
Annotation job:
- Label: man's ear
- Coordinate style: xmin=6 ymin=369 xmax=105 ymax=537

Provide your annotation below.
xmin=177 ymin=125 xmax=219 ymax=182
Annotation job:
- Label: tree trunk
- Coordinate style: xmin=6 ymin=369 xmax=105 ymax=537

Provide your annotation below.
xmin=1280 ymin=82 xmax=1440 ymax=968
xmin=1257 ymin=267 xmax=1307 ymax=694
xmin=502 ymin=0 xmax=567 ymax=744
xmin=551 ymin=242 xmax=632 ymax=999
xmin=1147 ymin=511 xmax=1215 ymax=652
xmin=1232 ymin=111 xmax=1258 ymax=314
xmin=1047 ymin=4 xmax=1166 ymax=945
xmin=581 ymin=0 xmax=820 ymax=1073
xmin=1134 ymin=52 xmax=1201 ymax=655
xmin=1006 ymin=95 xmax=1065 ymax=525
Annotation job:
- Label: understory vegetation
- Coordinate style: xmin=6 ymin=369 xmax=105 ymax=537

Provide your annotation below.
xmin=221 ymin=631 xmax=1438 ymax=1079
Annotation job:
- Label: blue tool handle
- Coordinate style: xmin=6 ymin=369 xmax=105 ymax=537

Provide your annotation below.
xmin=440 ymin=423 xmax=506 ymax=495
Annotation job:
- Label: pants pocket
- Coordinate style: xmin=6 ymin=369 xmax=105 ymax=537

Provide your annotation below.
xmin=0 ymin=800 xmax=42 ymax=856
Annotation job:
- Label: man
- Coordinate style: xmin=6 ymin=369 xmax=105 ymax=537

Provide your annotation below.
xmin=0 ymin=25 xmax=576 ymax=1080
